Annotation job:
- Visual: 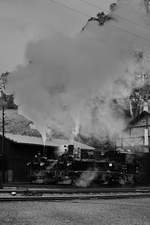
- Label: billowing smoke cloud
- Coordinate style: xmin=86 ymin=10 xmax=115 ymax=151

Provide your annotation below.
xmin=8 ymin=33 xmax=127 ymax=142
xmin=7 ymin=0 xmax=150 ymax=144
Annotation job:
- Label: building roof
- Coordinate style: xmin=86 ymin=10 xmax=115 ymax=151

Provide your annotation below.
xmin=4 ymin=133 xmax=95 ymax=150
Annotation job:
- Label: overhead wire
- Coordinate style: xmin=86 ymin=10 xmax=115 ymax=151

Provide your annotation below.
xmin=48 ymin=0 xmax=150 ymax=43
xmin=108 ymin=21 xmax=150 ymax=43
xmin=80 ymin=0 xmax=150 ymax=42
xmin=117 ymin=0 xmax=148 ymax=15
xmin=113 ymin=12 xmax=150 ymax=31
xmin=48 ymin=0 xmax=90 ymax=17
xmin=78 ymin=0 xmax=104 ymax=10
xmin=79 ymin=0 xmax=150 ymax=33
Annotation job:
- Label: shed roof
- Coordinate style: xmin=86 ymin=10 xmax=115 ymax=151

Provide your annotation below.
xmin=4 ymin=133 xmax=95 ymax=150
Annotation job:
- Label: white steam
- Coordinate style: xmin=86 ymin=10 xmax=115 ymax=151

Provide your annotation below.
xmin=7 ymin=0 xmax=150 ymax=143
xmin=75 ymin=169 xmax=98 ymax=187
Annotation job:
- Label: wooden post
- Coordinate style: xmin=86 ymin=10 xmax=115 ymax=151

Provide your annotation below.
xmin=2 ymin=105 xmax=5 ymax=155
xmin=0 ymin=72 xmax=9 ymax=185
xmin=1 ymin=105 xmax=5 ymax=183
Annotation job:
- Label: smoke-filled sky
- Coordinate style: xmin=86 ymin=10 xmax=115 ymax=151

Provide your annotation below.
xmin=2 ymin=0 xmax=150 ymax=143
xmin=0 ymin=0 xmax=114 ymax=73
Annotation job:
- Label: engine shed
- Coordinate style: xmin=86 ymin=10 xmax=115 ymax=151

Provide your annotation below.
xmin=0 ymin=133 xmax=94 ymax=184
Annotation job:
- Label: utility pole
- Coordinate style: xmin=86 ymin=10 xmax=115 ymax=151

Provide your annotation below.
xmin=1 ymin=98 xmax=5 ymax=184
xmin=0 ymin=72 xmax=9 ymax=184
xmin=2 ymin=103 xmax=5 ymax=155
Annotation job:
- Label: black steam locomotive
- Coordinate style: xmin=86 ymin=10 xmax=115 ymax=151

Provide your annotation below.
xmin=27 ymin=144 xmax=150 ymax=187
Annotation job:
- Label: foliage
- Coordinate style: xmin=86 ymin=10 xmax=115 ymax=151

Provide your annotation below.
xmin=0 ymin=72 xmax=17 ymax=109
xmin=129 ymin=84 xmax=150 ymax=118
xmin=0 ymin=109 xmax=41 ymax=136
xmin=0 ymin=94 xmax=17 ymax=109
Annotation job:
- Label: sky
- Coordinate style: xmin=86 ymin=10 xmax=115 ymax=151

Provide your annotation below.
xmin=0 ymin=0 xmax=114 ymax=74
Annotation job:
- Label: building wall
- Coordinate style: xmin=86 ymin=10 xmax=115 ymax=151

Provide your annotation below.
xmin=116 ymin=115 xmax=150 ymax=152
xmin=0 ymin=137 xmax=56 ymax=183
xmin=5 ymin=142 xmax=40 ymax=182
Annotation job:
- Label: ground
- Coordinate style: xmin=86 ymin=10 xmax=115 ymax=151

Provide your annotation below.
xmin=0 ymin=198 xmax=150 ymax=225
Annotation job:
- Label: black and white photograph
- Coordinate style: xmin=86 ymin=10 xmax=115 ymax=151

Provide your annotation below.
xmin=0 ymin=0 xmax=150 ymax=224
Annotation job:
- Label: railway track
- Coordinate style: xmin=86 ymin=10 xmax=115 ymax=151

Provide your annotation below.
xmin=1 ymin=185 xmax=150 ymax=201
xmin=2 ymin=184 xmax=150 ymax=193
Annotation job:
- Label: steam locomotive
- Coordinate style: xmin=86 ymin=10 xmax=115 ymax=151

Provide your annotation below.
xmin=27 ymin=144 xmax=150 ymax=187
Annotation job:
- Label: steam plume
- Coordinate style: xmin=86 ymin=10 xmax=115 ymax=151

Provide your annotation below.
xmin=7 ymin=0 xmax=150 ymax=143
xmin=75 ymin=169 xmax=98 ymax=187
